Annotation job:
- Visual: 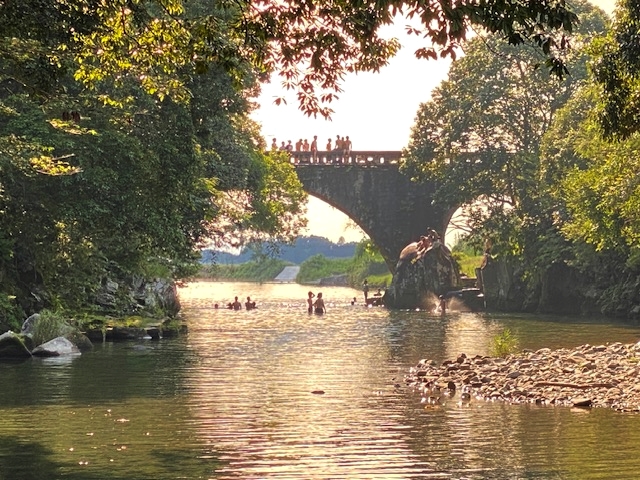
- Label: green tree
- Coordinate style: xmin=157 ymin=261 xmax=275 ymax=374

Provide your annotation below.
xmin=402 ymin=0 xmax=607 ymax=252
xmin=0 ymin=0 xmax=592 ymax=326
xmin=2 ymin=0 xmax=580 ymax=119
xmin=590 ymin=0 xmax=640 ymax=139
xmin=540 ymin=84 xmax=640 ymax=315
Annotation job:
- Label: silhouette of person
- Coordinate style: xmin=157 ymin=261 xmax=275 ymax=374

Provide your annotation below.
xmin=363 ymin=279 xmax=370 ymax=302
xmin=333 ymin=135 xmax=342 ymax=163
xmin=344 ymin=136 xmax=352 ymax=160
xmin=438 ymin=295 xmax=447 ymax=315
xmin=231 ymin=296 xmax=242 ymax=310
xmin=307 ymin=291 xmax=315 ymax=314
xmin=271 ymin=138 xmax=278 ymax=151
xmin=245 ymin=296 xmax=256 ymax=310
xmin=310 ymin=135 xmax=318 ymax=162
xmin=313 ymin=292 xmax=326 ymax=314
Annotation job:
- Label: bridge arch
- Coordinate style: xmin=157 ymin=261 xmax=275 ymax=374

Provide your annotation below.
xmin=293 ymin=152 xmax=455 ymax=273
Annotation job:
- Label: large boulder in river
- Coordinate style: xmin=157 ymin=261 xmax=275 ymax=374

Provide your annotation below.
xmin=384 ymin=240 xmax=459 ymax=309
xmin=32 ymin=336 xmax=80 ymax=357
xmin=0 ymin=331 xmax=33 ymax=358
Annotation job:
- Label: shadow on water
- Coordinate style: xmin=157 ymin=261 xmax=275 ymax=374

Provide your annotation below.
xmin=0 ymin=434 xmax=226 ymax=480
xmin=0 ymin=436 xmax=60 ymax=480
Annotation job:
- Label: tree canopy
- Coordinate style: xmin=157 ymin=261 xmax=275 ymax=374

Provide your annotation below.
xmin=590 ymin=0 xmax=640 ymax=139
xmin=0 ymin=0 xmax=596 ymax=326
xmin=1 ymin=0 xmax=581 ymax=118
xmin=402 ymin=0 xmax=607 ymax=213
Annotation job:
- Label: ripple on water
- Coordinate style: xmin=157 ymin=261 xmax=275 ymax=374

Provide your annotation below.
xmin=2 ymin=281 xmax=640 ymax=479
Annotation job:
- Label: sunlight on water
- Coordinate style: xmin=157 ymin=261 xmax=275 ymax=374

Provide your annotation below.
xmin=2 ymin=280 xmax=640 ymax=479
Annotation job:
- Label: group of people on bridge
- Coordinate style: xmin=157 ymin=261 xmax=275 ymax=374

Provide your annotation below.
xmin=271 ymin=134 xmax=353 ymax=164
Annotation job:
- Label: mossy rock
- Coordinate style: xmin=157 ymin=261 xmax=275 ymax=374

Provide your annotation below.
xmin=0 ymin=331 xmax=32 ymax=358
xmin=161 ymin=319 xmax=187 ymax=338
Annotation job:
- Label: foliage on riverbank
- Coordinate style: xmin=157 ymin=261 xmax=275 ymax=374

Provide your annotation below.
xmin=296 ymin=255 xmax=352 ymax=283
xmin=401 ymin=3 xmax=640 ymax=318
xmin=199 ymin=259 xmax=291 ymax=283
xmin=296 ymin=240 xmax=391 ymax=287
xmin=198 ymin=239 xmax=392 ymax=287
xmin=0 ymin=0 xmax=309 ymax=333
xmin=451 ymin=240 xmax=484 ymax=278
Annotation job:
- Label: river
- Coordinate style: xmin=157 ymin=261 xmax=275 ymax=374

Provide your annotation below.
xmin=2 ymin=280 xmax=640 ymax=479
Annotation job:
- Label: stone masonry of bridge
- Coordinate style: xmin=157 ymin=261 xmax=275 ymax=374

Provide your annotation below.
xmin=292 ymin=151 xmax=455 ymax=273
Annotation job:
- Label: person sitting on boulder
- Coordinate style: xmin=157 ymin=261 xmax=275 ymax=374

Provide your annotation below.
xmin=417 ymin=235 xmax=432 ymax=254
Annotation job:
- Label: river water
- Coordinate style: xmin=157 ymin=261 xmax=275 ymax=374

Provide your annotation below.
xmin=2 ymin=280 xmax=640 ymax=479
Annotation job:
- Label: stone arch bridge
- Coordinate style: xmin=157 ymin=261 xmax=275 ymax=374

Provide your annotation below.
xmin=291 ymin=151 xmax=456 ymax=273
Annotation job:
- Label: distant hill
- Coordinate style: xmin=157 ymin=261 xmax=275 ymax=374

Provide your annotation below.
xmin=201 ymin=236 xmax=358 ymax=265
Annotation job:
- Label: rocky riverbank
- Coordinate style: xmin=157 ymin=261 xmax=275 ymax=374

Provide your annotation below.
xmin=405 ymin=342 xmax=640 ymax=412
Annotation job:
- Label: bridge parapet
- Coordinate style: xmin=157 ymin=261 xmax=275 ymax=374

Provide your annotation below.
xmin=289 ymin=150 xmax=402 ymax=166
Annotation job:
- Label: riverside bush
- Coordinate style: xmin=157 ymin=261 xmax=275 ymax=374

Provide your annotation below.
xmin=201 ymin=258 xmax=290 ymax=282
xmin=491 ymin=328 xmax=519 ymax=357
xmin=32 ymin=310 xmax=74 ymax=346
xmin=297 ymin=254 xmax=352 ymax=283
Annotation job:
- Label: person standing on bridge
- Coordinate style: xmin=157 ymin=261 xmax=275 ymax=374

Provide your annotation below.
xmin=326 ymin=138 xmax=332 ymax=152
xmin=333 ymin=135 xmax=343 ymax=163
xmin=310 ymin=136 xmax=318 ymax=163
xmin=271 ymin=138 xmax=278 ymax=151
xmin=344 ymin=136 xmax=352 ymax=161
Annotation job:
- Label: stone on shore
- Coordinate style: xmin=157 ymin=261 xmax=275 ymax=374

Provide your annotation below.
xmin=32 ymin=336 xmax=80 ymax=357
xmin=405 ymin=341 xmax=640 ymax=412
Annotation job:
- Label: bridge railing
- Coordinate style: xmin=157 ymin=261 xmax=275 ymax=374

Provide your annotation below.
xmin=288 ymin=150 xmax=402 ymax=166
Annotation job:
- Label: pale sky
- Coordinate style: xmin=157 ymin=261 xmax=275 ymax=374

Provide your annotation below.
xmin=252 ymin=0 xmax=616 ymax=244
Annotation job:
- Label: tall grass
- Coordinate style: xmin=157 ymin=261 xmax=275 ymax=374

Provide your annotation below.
xmin=490 ymin=328 xmax=519 ymax=357
xmin=32 ymin=310 xmax=74 ymax=346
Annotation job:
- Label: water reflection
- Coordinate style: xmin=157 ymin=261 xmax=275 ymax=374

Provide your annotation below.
xmin=2 ymin=280 xmax=640 ymax=479
xmin=183 ymin=283 xmax=421 ymax=478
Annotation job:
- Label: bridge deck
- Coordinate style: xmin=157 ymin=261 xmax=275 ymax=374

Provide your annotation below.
xmin=288 ymin=150 xmax=402 ymax=166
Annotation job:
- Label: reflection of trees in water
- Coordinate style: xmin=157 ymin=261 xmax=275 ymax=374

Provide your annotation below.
xmin=0 ymin=436 xmax=60 ymax=480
